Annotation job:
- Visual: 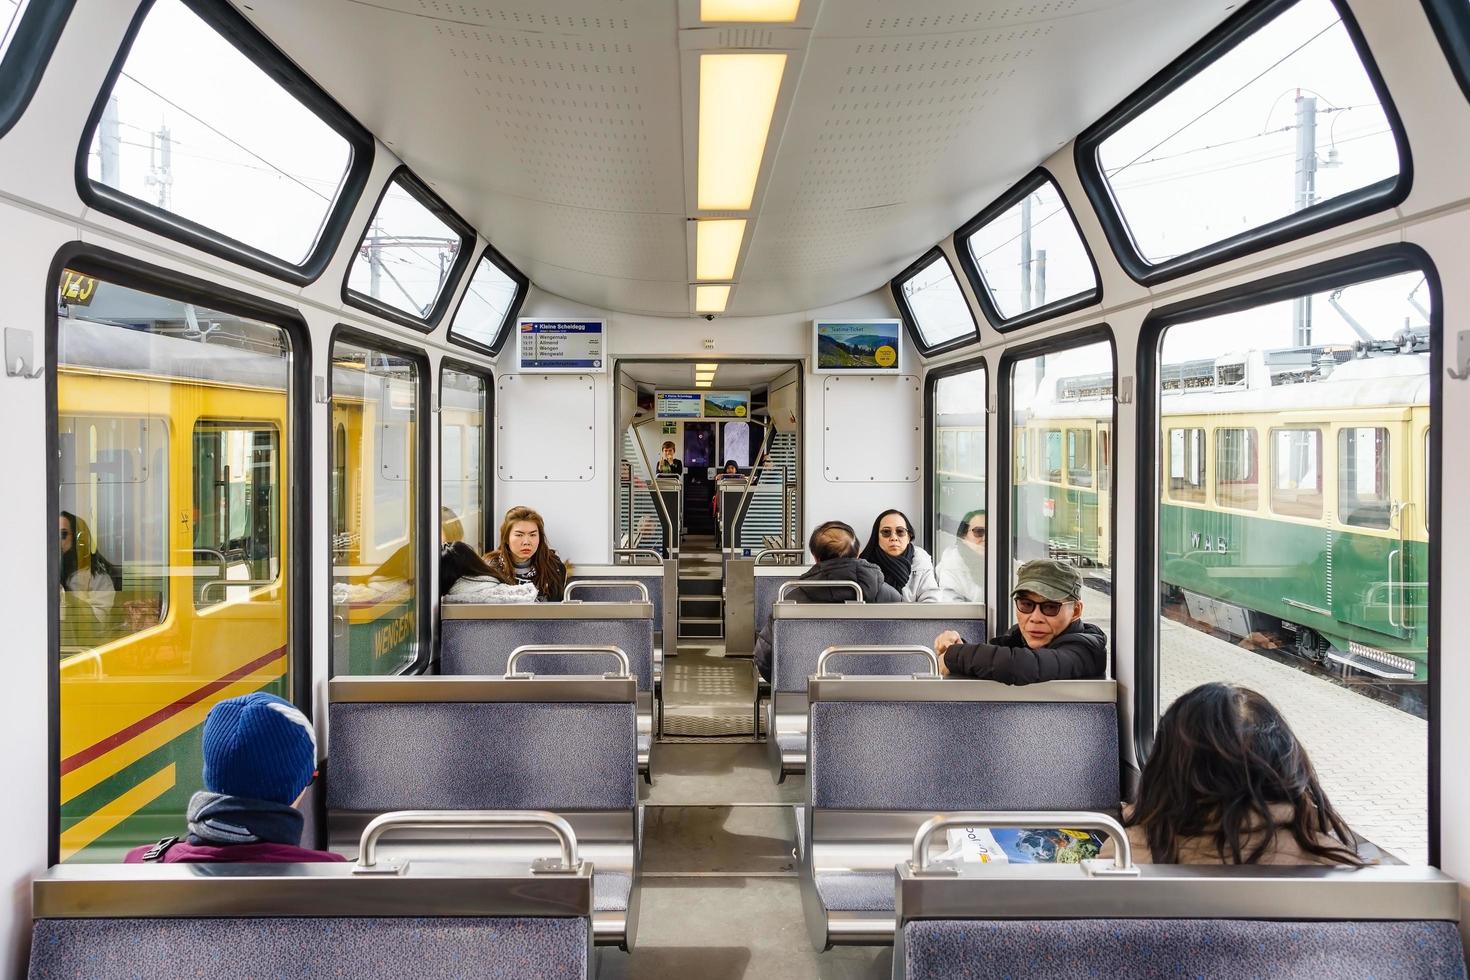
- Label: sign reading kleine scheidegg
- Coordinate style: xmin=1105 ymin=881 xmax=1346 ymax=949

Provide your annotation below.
xmin=517 ymin=318 xmax=606 ymax=373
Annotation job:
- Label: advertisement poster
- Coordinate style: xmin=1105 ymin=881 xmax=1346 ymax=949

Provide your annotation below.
xmin=812 ymin=319 xmax=902 ymax=373
xmin=702 ymin=391 xmax=750 ymax=418
xmin=517 ymin=319 xmax=606 ymax=372
xmin=656 ymin=392 xmax=703 ymax=419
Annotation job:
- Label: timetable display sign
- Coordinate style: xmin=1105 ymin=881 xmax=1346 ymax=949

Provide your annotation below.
xmin=656 ymin=392 xmax=703 ymax=419
xmin=517 ymin=319 xmax=606 ymax=373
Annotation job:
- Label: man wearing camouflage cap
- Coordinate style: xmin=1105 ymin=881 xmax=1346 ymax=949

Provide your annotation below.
xmin=933 ymin=558 xmax=1107 ymax=683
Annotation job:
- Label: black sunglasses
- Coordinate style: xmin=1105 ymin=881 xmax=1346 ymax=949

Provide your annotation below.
xmin=1015 ymin=597 xmax=1071 ymax=616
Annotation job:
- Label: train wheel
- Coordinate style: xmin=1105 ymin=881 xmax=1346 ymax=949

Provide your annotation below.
xmin=1294 ymin=627 xmax=1329 ymax=665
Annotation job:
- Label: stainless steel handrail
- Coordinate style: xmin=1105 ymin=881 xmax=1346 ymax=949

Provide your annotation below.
xmin=727 ymin=420 xmax=774 ymax=558
xmin=506 ymin=644 xmax=631 ymax=677
xmin=908 ymin=811 xmax=1137 ymax=877
xmin=564 ymin=579 xmax=651 ymax=603
xmin=816 ymin=644 xmax=940 ymax=677
xmin=200 ymin=578 xmax=277 ymax=601
xmin=778 ymin=580 xmax=864 ymax=603
xmin=631 ymin=416 xmax=679 ymax=558
xmin=613 ymin=549 xmax=664 ymax=565
xmin=354 ymin=810 xmax=581 ymax=875
xmin=754 ymin=548 xmax=805 ymax=566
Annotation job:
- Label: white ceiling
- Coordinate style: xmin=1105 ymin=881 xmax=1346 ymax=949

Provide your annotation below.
xmin=238 ymin=0 xmax=1234 ymax=317
xmin=619 ymin=359 xmax=794 ymax=390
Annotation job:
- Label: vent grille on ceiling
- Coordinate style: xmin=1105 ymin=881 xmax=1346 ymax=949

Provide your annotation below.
xmin=860 ymin=1 xmax=1081 ymax=33
xmin=714 ymin=28 xmax=779 ymax=48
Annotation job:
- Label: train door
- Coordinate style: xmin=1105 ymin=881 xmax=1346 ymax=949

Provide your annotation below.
xmin=1331 ymin=420 xmax=1413 ymax=643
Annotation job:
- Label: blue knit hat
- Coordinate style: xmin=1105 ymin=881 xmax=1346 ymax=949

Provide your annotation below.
xmin=201 ymin=693 xmax=317 ymax=805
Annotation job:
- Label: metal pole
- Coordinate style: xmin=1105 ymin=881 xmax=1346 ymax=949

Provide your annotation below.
xmin=1019 ymin=195 xmax=1033 ymax=311
xmin=1034 ymin=248 xmax=1047 ymax=308
xmin=1292 ymin=93 xmax=1317 ymax=346
xmin=99 ymin=95 xmax=120 ymax=186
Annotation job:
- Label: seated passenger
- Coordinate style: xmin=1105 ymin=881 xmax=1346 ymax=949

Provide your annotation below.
xmin=754 ymin=520 xmax=902 ymax=680
xmin=858 ymin=508 xmax=941 ymax=602
xmin=1123 ymin=683 xmax=1363 ymax=866
xmin=440 ymin=541 xmax=538 ymax=603
xmin=441 ymin=505 xmax=464 ymax=543
xmin=712 ymin=459 xmax=745 ymax=516
xmin=934 ymin=509 xmax=985 ymax=602
xmin=59 ymin=510 xmax=119 ymax=631
xmin=656 ymin=440 xmax=683 ymax=476
xmin=933 ymin=558 xmax=1105 ymax=683
xmin=484 ymin=506 xmax=567 ymax=602
xmin=125 ymin=693 xmax=344 ymax=864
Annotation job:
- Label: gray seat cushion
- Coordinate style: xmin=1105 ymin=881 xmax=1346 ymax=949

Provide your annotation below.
xmin=899 ymin=918 xmax=1468 ymax=980
xmin=815 ymin=871 xmax=895 ymax=913
xmin=29 ymin=916 xmax=590 ymax=980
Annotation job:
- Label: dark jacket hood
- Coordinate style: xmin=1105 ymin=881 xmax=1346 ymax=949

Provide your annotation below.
xmin=795 ymin=556 xmax=892 ymax=603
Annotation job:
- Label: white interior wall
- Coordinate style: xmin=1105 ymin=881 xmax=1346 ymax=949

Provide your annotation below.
xmin=502 ymin=287 xmax=923 ymax=564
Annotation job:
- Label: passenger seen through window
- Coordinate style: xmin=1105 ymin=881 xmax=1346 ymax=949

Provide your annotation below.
xmin=935 ymin=509 xmax=986 ymax=603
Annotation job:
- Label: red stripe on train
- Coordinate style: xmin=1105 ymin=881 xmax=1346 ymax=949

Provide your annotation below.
xmin=60 ymin=646 xmax=289 ymax=776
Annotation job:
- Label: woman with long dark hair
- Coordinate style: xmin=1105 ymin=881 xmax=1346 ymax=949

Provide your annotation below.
xmin=484 ymin=506 xmax=567 ymax=602
xmin=1126 ymin=683 xmax=1363 ymax=865
xmin=858 ymin=508 xmax=940 ymax=602
xmin=935 ymin=509 xmax=985 ymax=602
xmin=440 ymin=541 xmax=537 ymax=602
xmin=59 ymin=510 xmax=120 ymax=629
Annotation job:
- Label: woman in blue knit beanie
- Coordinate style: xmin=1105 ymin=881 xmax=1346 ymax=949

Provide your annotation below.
xmin=124 ymin=692 xmax=345 ymax=864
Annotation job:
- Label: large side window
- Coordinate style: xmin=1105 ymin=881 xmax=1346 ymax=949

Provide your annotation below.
xmin=0 ymin=0 xmax=75 ymax=138
xmin=345 ymin=170 xmax=474 ymax=330
xmin=81 ymin=0 xmax=369 ymax=280
xmin=1005 ymin=335 xmax=1114 ymax=639
xmin=930 ymin=362 xmax=987 ymax=604
xmin=1152 ymin=262 xmax=1432 ymax=865
xmin=440 ymin=365 xmax=490 ymax=553
xmin=894 ymin=248 xmax=978 ymax=354
xmin=329 ymin=337 xmax=423 ymax=676
xmin=448 ymin=247 xmax=528 ymax=356
xmin=958 ymin=171 xmax=1099 ymax=330
xmin=1166 ymin=427 xmax=1207 ymax=503
xmin=54 ymin=269 xmax=295 ymax=863
xmin=1079 ymin=0 xmax=1406 ymax=282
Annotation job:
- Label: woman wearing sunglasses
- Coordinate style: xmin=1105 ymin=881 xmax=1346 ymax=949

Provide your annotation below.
xmin=933 ymin=558 xmax=1107 ymax=684
xmin=858 ymin=509 xmax=941 ymax=602
xmin=935 ymin=509 xmax=987 ymax=603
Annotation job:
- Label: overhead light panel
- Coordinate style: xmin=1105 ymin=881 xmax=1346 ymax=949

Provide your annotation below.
xmin=701 ymin=0 xmax=800 ymax=23
xmin=698 ymin=53 xmax=786 ymax=210
xmin=696 ymin=219 xmax=746 ymax=281
xmin=695 ymin=380 xmax=713 ymax=388
xmin=696 ymin=372 xmax=717 ymax=382
xmin=695 ymin=285 xmax=730 ymax=313
xmin=695 ymin=363 xmax=719 ymax=371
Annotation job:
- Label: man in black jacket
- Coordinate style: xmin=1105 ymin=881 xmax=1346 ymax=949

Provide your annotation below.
xmin=753 ymin=521 xmax=902 ymax=680
xmin=934 ymin=558 xmax=1107 ymax=684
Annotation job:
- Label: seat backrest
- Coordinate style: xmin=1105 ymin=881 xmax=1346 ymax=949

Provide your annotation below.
xmin=562 ymin=565 xmax=673 ymax=645
xmin=441 ymin=603 xmax=654 ymax=690
xmin=29 ymin=861 xmax=594 ymax=980
xmin=895 ymin=864 xmax=1465 ymax=980
xmin=807 ymin=677 xmax=1118 ymax=812
xmin=771 ymin=604 xmax=985 ymax=693
xmin=327 ymin=676 xmax=638 ymax=814
xmin=753 ymin=564 xmax=811 ymax=636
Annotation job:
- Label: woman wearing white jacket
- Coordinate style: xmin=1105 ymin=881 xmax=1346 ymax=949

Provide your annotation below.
xmin=858 ymin=509 xmax=942 ymax=602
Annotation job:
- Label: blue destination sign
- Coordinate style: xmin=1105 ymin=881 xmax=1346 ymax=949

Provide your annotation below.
xmin=518 ymin=319 xmax=606 ymax=372
xmin=656 ymin=392 xmax=703 ymax=419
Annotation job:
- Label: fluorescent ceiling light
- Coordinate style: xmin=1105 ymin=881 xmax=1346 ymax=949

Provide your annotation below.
xmin=695 ymin=380 xmax=713 ymax=388
xmin=701 ymin=0 xmax=800 ymax=23
xmin=695 ymin=285 xmax=730 ymax=313
xmin=696 ymin=373 xmax=717 ymax=382
xmin=698 ymin=53 xmax=786 ymax=211
xmin=696 ymin=219 xmax=746 ymax=281
xmin=695 ymin=363 xmax=718 ymax=371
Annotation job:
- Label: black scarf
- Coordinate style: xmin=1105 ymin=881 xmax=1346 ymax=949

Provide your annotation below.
xmin=186 ymin=791 xmax=305 ymax=847
xmin=859 ymin=537 xmax=913 ymax=593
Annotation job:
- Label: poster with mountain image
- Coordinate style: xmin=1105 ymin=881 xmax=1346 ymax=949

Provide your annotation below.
xmin=814 ymin=320 xmax=902 ymax=372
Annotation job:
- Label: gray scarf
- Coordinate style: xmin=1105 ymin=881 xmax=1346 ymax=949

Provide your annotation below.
xmin=186 ymin=790 xmax=305 ymax=846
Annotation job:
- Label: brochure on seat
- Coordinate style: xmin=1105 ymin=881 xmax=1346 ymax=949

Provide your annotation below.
xmin=942 ymin=827 xmax=1107 ymax=864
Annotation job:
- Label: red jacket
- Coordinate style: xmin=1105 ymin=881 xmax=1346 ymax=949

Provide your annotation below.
xmin=124 ymin=839 xmax=346 ymax=864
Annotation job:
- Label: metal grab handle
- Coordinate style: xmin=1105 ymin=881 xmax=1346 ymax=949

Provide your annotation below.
xmin=816 ymin=644 xmax=940 ymax=678
xmin=564 ymin=579 xmax=651 ymax=603
xmin=354 ymin=810 xmax=580 ymax=875
xmin=754 ymin=549 xmax=805 ymax=565
xmin=909 ymin=811 xmax=1137 ymax=877
xmin=200 ymin=578 xmax=277 ymax=601
xmin=614 ymin=549 xmax=664 ymax=565
xmin=778 ymin=580 xmax=864 ymax=603
xmin=506 ymin=644 xmax=631 ymax=677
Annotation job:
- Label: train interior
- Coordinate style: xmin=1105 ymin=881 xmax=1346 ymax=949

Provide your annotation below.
xmin=4 ymin=0 xmax=1470 ymax=977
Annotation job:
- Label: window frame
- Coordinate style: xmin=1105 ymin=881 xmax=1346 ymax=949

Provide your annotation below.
xmin=954 ymin=168 xmax=1103 ymax=332
xmin=1134 ymin=243 xmax=1442 ymax=865
xmin=341 ymin=166 xmax=476 ymax=333
xmin=1074 ymin=0 xmax=1413 ymax=286
xmin=446 ymin=243 xmax=531 ymax=358
xmin=891 ymin=246 xmax=981 ymax=357
xmin=73 ymin=0 xmax=376 ymax=286
xmin=1268 ymin=426 xmax=1325 ymax=519
xmin=45 ymin=241 xmax=314 ymax=867
xmin=0 ymin=0 xmax=77 ymax=140
xmin=1422 ymin=0 xmax=1470 ymax=104
xmin=995 ymin=323 xmax=1117 ymax=636
xmin=1214 ymin=425 xmax=1260 ymax=511
xmin=438 ymin=358 xmax=495 ymax=555
xmin=923 ymin=353 xmax=990 ymax=555
xmin=325 ymin=325 xmax=432 ymax=677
